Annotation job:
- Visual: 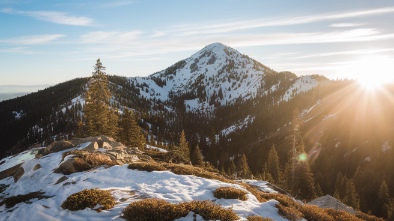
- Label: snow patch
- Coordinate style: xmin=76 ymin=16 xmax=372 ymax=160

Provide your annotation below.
xmin=146 ymin=145 xmax=168 ymax=153
xmin=382 ymin=141 xmax=392 ymax=152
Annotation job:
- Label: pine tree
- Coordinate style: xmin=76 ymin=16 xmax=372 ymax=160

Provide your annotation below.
xmin=227 ymin=159 xmax=236 ymax=178
xmin=378 ymin=180 xmax=390 ymax=218
xmin=266 ymin=145 xmax=281 ymax=184
xmin=118 ymin=109 xmax=145 ymax=149
xmin=84 ymin=58 xmax=117 ymax=137
xmin=297 ymin=160 xmax=316 ymax=201
xmin=334 ymin=172 xmax=346 ymax=199
xmin=262 ymin=163 xmax=275 ymax=183
xmin=237 ymin=153 xmax=252 ymax=179
xmin=178 ymin=130 xmax=190 ymax=163
xmin=191 ymin=144 xmax=204 ymax=167
xmin=283 ymin=109 xmax=317 ymax=200
xmin=344 ymin=179 xmax=360 ymax=210
xmin=315 ymin=183 xmax=324 ymax=197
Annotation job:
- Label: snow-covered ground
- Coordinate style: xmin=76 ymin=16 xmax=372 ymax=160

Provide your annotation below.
xmin=0 ymin=143 xmax=287 ymax=221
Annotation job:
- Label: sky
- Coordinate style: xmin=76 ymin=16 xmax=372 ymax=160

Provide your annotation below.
xmin=1 ymin=0 xmax=394 ymax=88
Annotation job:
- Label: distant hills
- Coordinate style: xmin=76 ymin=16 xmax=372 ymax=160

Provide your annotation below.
xmin=0 ymin=84 xmax=51 ymax=102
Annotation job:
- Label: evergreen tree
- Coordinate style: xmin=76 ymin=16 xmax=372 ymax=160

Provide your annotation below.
xmin=266 ymin=145 xmax=281 ymax=184
xmin=334 ymin=172 xmax=346 ymax=199
xmin=237 ymin=153 xmax=252 ymax=179
xmin=283 ymin=109 xmax=317 ymax=200
xmin=227 ymin=159 xmax=236 ymax=178
xmin=387 ymin=200 xmax=394 ymax=221
xmin=378 ymin=181 xmax=390 ymax=218
xmin=191 ymin=144 xmax=204 ymax=167
xmin=118 ymin=109 xmax=145 ymax=149
xmin=262 ymin=163 xmax=275 ymax=183
xmin=334 ymin=174 xmax=360 ymax=210
xmin=315 ymin=183 xmax=324 ymax=197
xmin=84 ymin=58 xmax=117 ymax=137
xmin=344 ymin=179 xmax=360 ymax=210
xmin=296 ymin=160 xmax=316 ymax=201
xmin=178 ymin=130 xmax=190 ymax=163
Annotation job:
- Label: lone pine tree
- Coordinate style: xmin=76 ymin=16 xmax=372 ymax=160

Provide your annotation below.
xmin=84 ymin=59 xmax=118 ymax=137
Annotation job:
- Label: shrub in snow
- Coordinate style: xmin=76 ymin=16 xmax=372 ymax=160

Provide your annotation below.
xmin=61 ymin=189 xmax=115 ymax=212
xmin=186 ymin=200 xmax=239 ymax=221
xmin=260 ymin=193 xmax=296 ymax=207
xmin=127 ymin=162 xmax=166 ymax=172
xmin=247 ymin=216 xmax=274 ymax=221
xmin=299 ymin=205 xmax=334 ymax=221
xmin=214 ymin=186 xmax=247 ymax=201
xmin=277 ymin=203 xmax=303 ymax=221
xmin=122 ymin=199 xmax=239 ymax=221
xmin=122 ymin=198 xmax=189 ymax=221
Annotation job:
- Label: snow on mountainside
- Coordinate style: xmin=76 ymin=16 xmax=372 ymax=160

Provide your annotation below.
xmin=129 ymin=42 xmax=265 ymax=112
xmin=283 ymin=75 xmax=319 ymax=101
xmin=0 ymin=141 xmax=286 ymax=221
xmin=127 ymin=43 xmax=324 ymax=112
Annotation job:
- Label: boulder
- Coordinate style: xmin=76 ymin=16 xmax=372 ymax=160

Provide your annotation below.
xmin=54 ymin=159 xmax=77 ymax=175
xmin=0 ymin=163 xmax=24 ymax=182
xmin=33 ymin=164 xmax=41 ymax=171
xmin=83 ymin=141 xmax=99 ymax=151
xmin=50 ymin=141 xmax=74 ymax=152
xmin=13 ymin=166 xmax=25 ymax=182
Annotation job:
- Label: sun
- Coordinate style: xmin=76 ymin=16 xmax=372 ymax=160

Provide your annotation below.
xmin=347 ymin=55 xmax=394 ymax=90
xmin=357 ymin=75 xmax=387 ymax=90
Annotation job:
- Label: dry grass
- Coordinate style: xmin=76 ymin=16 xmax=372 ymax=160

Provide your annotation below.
xmin=61 ymin=189 xmax=115 ymax=212
xmin=247 ymin=216 xmax=274 ymax=221
xmin=299 ymin=205 xmax=335 ymax=221
xmin=122 ymin=199 xmax=239 ymax=221
xmin=185 ymin=200 xmax=239 ymax=221
xmin=214 ymin=186 xmax=248 ymax=201
xmin=324 ymin=208 xmax=364 ymax=221
xmin=127 ymin=162 xmax=166 ymax=172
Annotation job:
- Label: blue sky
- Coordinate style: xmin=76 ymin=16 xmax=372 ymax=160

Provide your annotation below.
xmin=1 ymin=0 xmax=394 ymax=86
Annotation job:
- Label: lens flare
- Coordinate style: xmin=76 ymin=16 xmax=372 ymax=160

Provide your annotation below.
xmin=298 ymin=153 xmax=308 ymax=162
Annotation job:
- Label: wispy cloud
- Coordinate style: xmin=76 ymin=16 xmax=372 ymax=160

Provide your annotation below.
xmin=173 ymin=7 xmax=394 ymax=36
xmin=1 ymin=8 xmax=96 ymax=26
xmin=0 ymin=47 xmax=37 ymax=54
xmin=73 ymin=27 xmax=394 ymax=61
xmin=99 ymin=0 xmax=136 ymax=8
xmin=80 ymin=31 xmax=143 ymax=44
xmin=290 ymin=48 xmax=394 ymax=59
xmin=224 ymin=29 xmax=394 ymax=47
xmin=0 ymin=34 xmax=65 ymax=45
xmin=330 ymin=23 xmax=364 ymax=28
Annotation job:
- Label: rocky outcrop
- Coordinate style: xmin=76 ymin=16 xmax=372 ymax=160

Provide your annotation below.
xmin=308 ymin=195 xmax=356 ymax=214
xmin=37 ymin=140 xmax=75 ymax=157
xmin=0 ymin=163 xmax=25 ymax=182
